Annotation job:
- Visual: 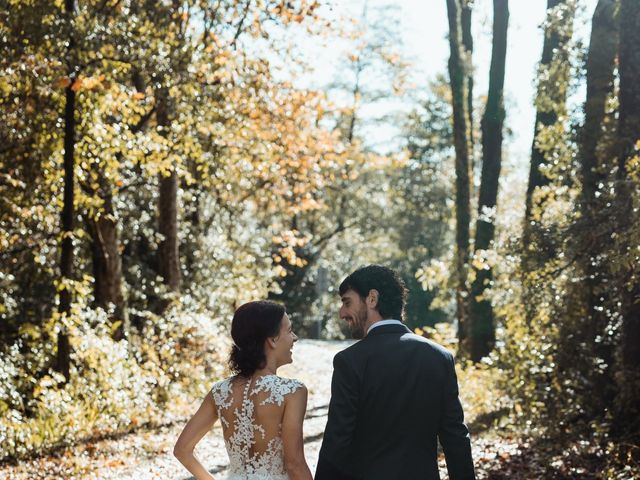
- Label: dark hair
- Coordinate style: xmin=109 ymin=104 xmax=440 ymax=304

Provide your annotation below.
xmin=339 ymin=265 xmax=408 ymax=320
xmin=229 ymin=300 xmax=285 ymax=377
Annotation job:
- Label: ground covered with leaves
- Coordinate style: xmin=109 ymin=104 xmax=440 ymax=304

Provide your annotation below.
xmin=1 ymin=339 xmax=637 ymax=480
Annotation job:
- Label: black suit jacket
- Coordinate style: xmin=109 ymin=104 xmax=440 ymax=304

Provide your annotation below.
xmin=315 ymin=323 xmax=475 ymax=480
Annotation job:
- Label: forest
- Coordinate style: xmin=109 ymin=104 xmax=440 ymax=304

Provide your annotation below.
xmin=0 ymin=0 xmax=638 ymax=478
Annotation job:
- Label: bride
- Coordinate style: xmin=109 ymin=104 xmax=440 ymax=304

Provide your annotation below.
xmin=174 ymin=300 xmax=313 ymax=480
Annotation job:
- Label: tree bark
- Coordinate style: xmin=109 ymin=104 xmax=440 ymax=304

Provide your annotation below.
xmin=469 ymin=0 xmax=509 ymax=362
xmin=521 ymin=0 xmax=575 ymax=326
xmin=446 ymin=0 xmax=473 ymax=349
xmin=523 ymin=0 xmax=575 ymax=246
xmin=156 ymin=88 xmax=181 ymax=294
xmin=580 ymin=0 xmax=618 ymax=206
xmin=577 ymin=0 xmax=618 ymax=402
xmin=461 ymin=0 xmax=474 ymax=174
xmin=88 ymin=194 xmax=126 ymax=339
xmin=56 ymin=0 xmax=76 ymax=383
xmin=614 ymin=0 xmax=640 ymax=436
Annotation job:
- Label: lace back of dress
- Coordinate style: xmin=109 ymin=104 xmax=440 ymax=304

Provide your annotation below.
xmin=212 ymin=375 xmax=302 ymax=478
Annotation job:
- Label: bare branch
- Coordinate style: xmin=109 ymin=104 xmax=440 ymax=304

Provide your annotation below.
xmin=230 ymin=0 xmax=253 ymax=50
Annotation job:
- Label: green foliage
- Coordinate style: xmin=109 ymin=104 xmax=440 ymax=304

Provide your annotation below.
xmin=493 ymin=9 xmax=640 ymax=472
xmin=0 ymin=0 xmax=353 ymax=461
xmin=0 ymin=293 xmax=231 ymax=460
xmin=1 ymin=0 xmax=638 ymax=474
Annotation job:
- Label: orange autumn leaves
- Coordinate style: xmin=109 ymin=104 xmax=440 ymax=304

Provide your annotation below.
xmin=53 ymin=74 xmax=113 ymax=92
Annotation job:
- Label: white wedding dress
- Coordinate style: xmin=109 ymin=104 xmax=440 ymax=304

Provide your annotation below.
xmin=211 ymin=374 xmax=305 ymax=480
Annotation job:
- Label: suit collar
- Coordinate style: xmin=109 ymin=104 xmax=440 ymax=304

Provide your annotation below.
xmin=365 ymin=322 xmax=411 ymax=337
xmin=367 ymin=319 xmax=404 ymax=334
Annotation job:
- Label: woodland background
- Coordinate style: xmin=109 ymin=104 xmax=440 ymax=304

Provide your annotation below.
xmin=0 ymin=0 xmax=639 ymax=478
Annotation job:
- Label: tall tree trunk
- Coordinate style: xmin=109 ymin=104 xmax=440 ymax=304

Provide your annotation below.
xmin=523 ymin=0 xmax=574 ymax=228
xmin=521 ymin=0 xmax=575 ymax=324
xmin=56 ymin=0 xmax=76 ymax=383
xmin=88 ymin=194 xmax=126 ymax=339
xmin=469 ymin=0 xmax=509 ymax=362
xmin=577 ymin=0 xmax=618 ymax=404
xmin=581 ymin=0 xmax=618 ymax=205
xmin=461 ymin=0 xmax=474 ymax=176
xmin=156 ymin=88 xmax=181 ymax=295
xmin=614 ymin=0 xmax=640 ymax=436
xmin=158 ymin=170 xmax=180 ymax=292
xmin=446 ymin=0 xmax=473 ymax=350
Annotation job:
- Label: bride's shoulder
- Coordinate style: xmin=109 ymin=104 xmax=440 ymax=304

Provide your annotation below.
xmin=211 ymin=375 xmax=235 ymax=390
xmin=210 ymin=376 xmax=235 ymax=408
xmin=253 ymin=375 xmax=306 ymax=406
xmin=272 ymin=374 xmax=305 ymax=389
xmin=277 ymin=375 xmax=305 ymax=392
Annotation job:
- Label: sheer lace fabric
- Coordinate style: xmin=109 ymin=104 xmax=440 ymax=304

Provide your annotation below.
xmin=211 ymin=375 xmax=304 ymax=480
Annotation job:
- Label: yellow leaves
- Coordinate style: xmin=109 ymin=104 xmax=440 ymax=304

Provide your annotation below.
xmin=101 ymin=43 xmax=116 ymax=57
xmin=272 ymin=230 xmax=308 ymax=248
xmin=471 ymin=249 xmax=499 ymax=272
xmin=132 ymin=92 xmax=145 ymax=101
xmin=416 ymin=259 xmax=450 ymax=291
xmin=54 ymin=75 xmax=108 ymax=92
xmin=214 ymin=49 xmax=231 ymax=66
xmin=626 ymin=142 xmax=640 ymax=182
xmin=19 ymin=322 xmax=41 ymax=340
xmin=83 ymin=75 xmax=108 ymax=90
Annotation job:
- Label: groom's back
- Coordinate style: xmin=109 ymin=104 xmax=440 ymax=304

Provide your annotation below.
xmin=341 ymin=325 xmax=459 ymax=479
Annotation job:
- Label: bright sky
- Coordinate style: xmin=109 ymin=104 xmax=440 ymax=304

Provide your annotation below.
xmin=299 ymin=0 xmax=599 ymax=174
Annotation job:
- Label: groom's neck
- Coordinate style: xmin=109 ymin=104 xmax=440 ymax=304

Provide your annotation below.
xmin=363 ymin=312 xmax=384 ymax=334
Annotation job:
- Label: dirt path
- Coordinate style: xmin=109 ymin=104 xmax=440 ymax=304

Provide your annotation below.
xmin=0 ymin=340 xmax=351 ymax=480
xmin=3 ymin=339 xmax=543 ymax=480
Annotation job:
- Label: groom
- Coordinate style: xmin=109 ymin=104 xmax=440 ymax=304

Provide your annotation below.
xmin=315 ymin=265 xmax=476 ymax=480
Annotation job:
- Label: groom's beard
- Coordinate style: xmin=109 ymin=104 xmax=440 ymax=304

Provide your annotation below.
xmin=348 ymin=304 xmax=368 ymax=339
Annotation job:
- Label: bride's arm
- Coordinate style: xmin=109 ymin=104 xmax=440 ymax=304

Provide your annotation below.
xmin=282 ymin=386 xmax=313 ymax=480
xmin=174 ymin=392 xmax=218 ymax=480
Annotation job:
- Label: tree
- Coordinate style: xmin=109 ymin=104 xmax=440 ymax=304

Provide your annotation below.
xmin=524 ymin=0 xmax=576 ymax=229
xmin=469 ymin=0 xmax=509 ymax=362
xmin=575 ymin=0 xmax=618 ymax=405
xmin=445 ymin=0 xmax=473 ymax=349
xmin=614 ymin=0 xmax=640 ymax=437
xmin=521 ymin=0 xmax=576 ymax=324
xmin=402 ymin=79 xmax=455 ymax=330
xmin=461 ymin=0 xmax=475 ymax=177
xmin=269 ymin=2 xmax=411 ymax=334
xmin=55 ymin=0 xmax=79 ymax=382
xmin=580 ymin=0 xmax=618 ymax=208
xmin=148 ymin=3 xmax=189 ymax=300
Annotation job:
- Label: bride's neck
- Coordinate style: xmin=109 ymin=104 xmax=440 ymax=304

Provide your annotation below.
xmin=254 ymin=357 xmax=278 ymax=376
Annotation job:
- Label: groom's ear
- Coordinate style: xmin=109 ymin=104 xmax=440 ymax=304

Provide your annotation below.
xmin=366 ymin=289 xmax=379 ymax=309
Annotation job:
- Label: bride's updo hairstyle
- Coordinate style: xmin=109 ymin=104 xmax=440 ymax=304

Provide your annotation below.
xmin=229 ymin=300 xmax=286 ymax=377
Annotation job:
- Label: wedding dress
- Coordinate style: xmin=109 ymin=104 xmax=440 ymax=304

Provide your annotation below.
xmin=211 ymin=374 xmax=304 ymax=480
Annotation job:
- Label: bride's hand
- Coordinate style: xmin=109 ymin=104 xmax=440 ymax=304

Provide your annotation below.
xmin=174 ymin=392 xmax=218 ymax=480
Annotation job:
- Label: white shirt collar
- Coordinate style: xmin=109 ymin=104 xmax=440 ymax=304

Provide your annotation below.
xmin=367 ymin=319 xmax=404 ymax=334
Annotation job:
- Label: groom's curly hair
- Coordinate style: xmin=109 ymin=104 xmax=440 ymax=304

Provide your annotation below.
xmin=229 ymin=300 xmax=285 ymax=377
xmin=339 ymin=265 xmax=408 ymax=320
